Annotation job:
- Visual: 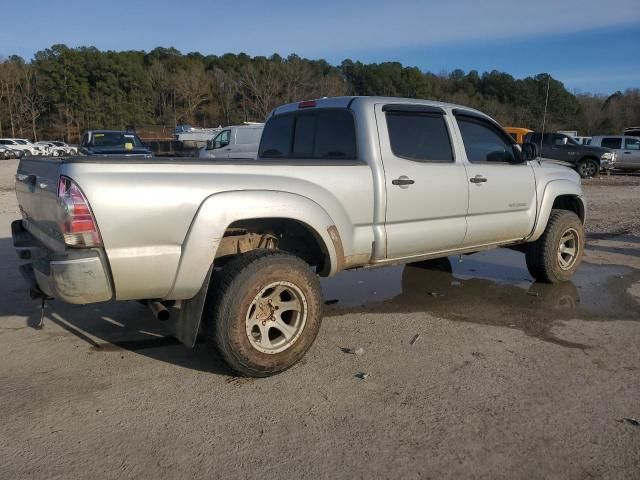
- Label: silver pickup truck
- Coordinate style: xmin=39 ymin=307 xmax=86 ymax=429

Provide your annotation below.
xmin=12 ymin=96 xmax=586 ymax=377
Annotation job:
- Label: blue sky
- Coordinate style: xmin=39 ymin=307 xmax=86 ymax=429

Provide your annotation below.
xmin=2 ymin=0 xmax=639 ymax=94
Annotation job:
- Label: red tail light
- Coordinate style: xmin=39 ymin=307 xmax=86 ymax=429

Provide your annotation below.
xmin=57 ymin=176 xmax=102 ymax=247
xmin=298 ymin=100 xmax=316 ymax=108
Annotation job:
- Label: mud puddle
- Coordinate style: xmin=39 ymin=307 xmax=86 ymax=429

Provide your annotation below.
xmin=321 ymin=249 xmax=640 ymax=347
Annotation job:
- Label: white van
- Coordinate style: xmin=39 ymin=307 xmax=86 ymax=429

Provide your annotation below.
xmin=198 ymin=124 xmax=264 ymax=159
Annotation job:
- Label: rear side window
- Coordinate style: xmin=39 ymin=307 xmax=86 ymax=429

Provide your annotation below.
xmin=259 ymin=109 xmax=357 ymax=160
xmin=386 ymin=113 xmax=453 ymax=162
xmin=314 ymin=111 xmax=357 ymax=159
xmin=601 ymin=137 xmax=622 ymax=149
xmin=457 ymin=116 xmax=515 ymax=163
xmin=625 ymin=137 xmax=640 ymax=150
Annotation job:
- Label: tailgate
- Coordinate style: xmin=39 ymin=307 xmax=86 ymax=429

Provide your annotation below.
xmin=15 ymin=158 xmax=66 ymax=249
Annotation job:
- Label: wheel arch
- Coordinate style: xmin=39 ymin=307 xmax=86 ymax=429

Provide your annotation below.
xmin=165 ymin=190 xmax=343 ymax=301
xmin=528 ymin=180 xmax=586 ymax=242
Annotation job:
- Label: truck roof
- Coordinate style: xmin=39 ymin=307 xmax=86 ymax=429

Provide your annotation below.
xmin=270 ymin=96 xmax=492 ymax=120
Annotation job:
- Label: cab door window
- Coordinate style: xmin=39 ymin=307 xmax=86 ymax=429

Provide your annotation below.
xmin=456 ymin=116 xmax=516 ymax=163
xmin=210 ymin=130 xmax=231 ymax=150
xmin=601 ymin=137 xmax=622 ymax=149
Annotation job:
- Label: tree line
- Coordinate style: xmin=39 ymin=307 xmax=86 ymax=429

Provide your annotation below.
xmin=0 ymin=44 xmax=638 ymax=142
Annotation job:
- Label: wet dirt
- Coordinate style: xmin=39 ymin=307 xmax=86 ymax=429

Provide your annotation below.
xmin=321 ymin=249 xmax=640 ymax=348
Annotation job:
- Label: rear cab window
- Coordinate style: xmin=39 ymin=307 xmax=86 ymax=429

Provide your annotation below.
xmin=259 ymin=109 xmax=357 ymax=160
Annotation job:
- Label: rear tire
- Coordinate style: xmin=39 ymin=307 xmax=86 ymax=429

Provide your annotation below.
xmin=576 ymin=158 xmax=599 ymax=178
xmin=206 ymin=249 xmax=323 ymax=377
xmin=525 ymin=209 xmax=584 ymax=283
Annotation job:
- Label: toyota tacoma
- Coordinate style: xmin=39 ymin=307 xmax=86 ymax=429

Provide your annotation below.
xmin=13 ymin=96 xmax=586 ymax=377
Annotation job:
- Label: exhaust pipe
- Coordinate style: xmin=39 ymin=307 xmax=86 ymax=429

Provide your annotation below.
xmin=147 ymin=301 xmax=170 ymax=321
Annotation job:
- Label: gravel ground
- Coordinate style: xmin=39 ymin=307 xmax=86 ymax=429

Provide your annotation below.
xmin=0 ymin=159 xmax=638 ymax=479
xmin=583 ymin=174 xmax=640 ymax=236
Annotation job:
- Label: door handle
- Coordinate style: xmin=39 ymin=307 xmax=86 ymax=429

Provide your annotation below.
xmin=469 ymin=175 xmax=488 ymax=184
xmin=624 ymin=151 xmax=632 ymax=154
xmin=392 ymin=176 xmax=415 ymax=188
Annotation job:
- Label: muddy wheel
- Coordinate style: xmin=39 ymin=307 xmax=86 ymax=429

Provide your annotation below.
xmin=207 ymin=249 xmax=323 ymax=377
xmin=576 ymin=158 xmax=599 ymax=178
xmin=525 ymin=209 xmax=584 ymax=283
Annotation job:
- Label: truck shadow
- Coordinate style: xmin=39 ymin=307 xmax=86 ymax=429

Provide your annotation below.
xmin=0 ymin=236 xmax=235 ymax=374
xmin=321 ymin=249 xmax=640 ymax=349
xmin=585 ymin=233 xmax=640 ymax=258
xmin=2 ymin=237 xmax=640 ymax=374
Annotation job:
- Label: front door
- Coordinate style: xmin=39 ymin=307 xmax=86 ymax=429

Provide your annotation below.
xmin=209 ymin=129 xmax=231 ymax=159
xmin=454 ymin=114 xmax=537 ymax=247
xmin=375 ymin=103 xmax=469 ymax=259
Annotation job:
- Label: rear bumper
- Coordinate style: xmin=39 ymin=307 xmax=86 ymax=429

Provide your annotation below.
xmin=12 ymin=220 xmax=113 ymax=304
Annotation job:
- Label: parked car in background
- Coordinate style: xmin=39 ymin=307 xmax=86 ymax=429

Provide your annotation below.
xmin=175 ymin=124 xmax=195 ymax=134
xmin=0 ymin=145 xmax=17 ymax=159
xmin=13 ymin=96 xmax=586 ymax=377
xmin=80 ymin=130 xmax=153 ymax=157
xmin=504 ymin=127 xmax=532 ymax=144
xmin=589 ymin=135 xmax=640 ymax=172
xmin=15 ymin=139 xmax=46 ymax=155
xmin=36 ymin=141 xmax=67 ymax=156
xmin=624 ymin=127 xmax=640 ymax=137
xmin=49 ymin=141 xmax=78 ymax=155
xmin=0 ymin=139 xmax=34 ymax=157
xmin=524 ymin=131 xmax=615 ymax=178
xmin=199 ymin=124 xmax=264 ymax=159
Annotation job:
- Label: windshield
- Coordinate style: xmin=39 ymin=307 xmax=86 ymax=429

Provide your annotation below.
xmin=90 ymin=132 xmax=143 ymax=148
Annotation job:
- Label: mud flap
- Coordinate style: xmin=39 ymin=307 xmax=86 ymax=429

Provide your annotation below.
xmin=176 ymin=265 xmax=213 ymax=348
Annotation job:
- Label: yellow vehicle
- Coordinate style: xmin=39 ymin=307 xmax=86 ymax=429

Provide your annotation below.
xmin=504 ymin=127 xmax=533 ymax=144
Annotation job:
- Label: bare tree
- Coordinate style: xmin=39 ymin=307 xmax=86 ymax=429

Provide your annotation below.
xmin=240 ymin=61 xmax=282 ymax=120
xmin=211 ymin=68 xmax=239 ymax=126
xmin=172 ymin=63 xmax=210 ymax=124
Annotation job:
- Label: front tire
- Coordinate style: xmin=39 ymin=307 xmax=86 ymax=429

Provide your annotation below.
xmin=525 ymin=209 xmax=584 ymax=283
xmin=207 ymin=250 xmax=323 ymax=377
xmin=576 ymin=158 xmax=599 ymax=178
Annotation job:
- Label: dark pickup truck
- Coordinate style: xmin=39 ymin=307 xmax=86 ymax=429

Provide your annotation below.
xmin=80 ymin=130 xmax=153 ymax=158
xmin=524 ymin=132 xmax=615 ymax=178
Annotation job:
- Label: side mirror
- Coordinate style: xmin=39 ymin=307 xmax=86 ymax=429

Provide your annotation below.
xmin=206 ymin=140 xmax=213 ymax=150
xmin=521 ymin=142 xmax=538 ymax=161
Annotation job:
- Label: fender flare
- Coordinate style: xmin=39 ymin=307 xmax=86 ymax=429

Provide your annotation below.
xmin=527 ymin=179 xmax=586 ymax=242
xmin=166 ymin=190 xmax=342 ymax=301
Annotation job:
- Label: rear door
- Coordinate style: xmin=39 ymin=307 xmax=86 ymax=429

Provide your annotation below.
xmin=375 ymin=103 xmax=469 ymax=259
xmin=454 ymin=113 xmax=537 ymax=247
xmin=622 ymin=137 xmax=640 ymax=169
